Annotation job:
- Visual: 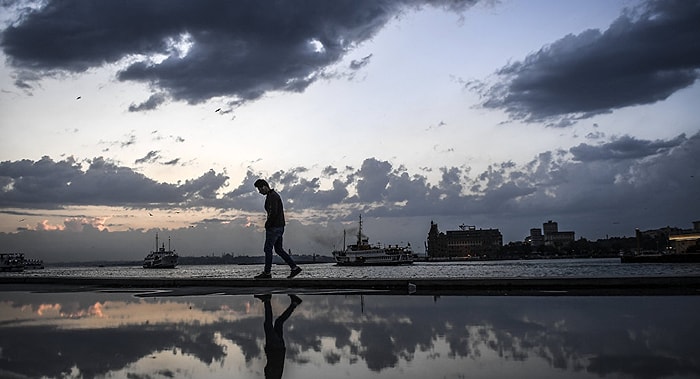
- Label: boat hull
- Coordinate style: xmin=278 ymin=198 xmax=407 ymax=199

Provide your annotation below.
xmin=333 ymin=250 xmax=414 ymax=266
xmin=143 ymin=254 xmax=178 ymax=268
xmin=143 ymin=263 xmax=178 ymax=269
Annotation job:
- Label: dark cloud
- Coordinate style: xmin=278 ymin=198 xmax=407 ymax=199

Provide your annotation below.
xmin=180 ymin=169 xmax=228 ymax=201
xmin=477 ymin=0 xmax=700 ymax=124
xmin=1 ymin=0 xmax=479 ymax=108
xmin=322 ymin=165 xmax=338 ymax=177
xmin=350 ymin=54 xmax=373 ymax=70
xmin=134 ymin=150 xmax=160 ymax=164
xmin=240 ymin=131 xmax=699 ymax=232
xmin=128 ymin=92 xmax=167 ymax=112
xmin=570 ymin=134 xmax=686 ymax=162
xmin=355 ymin=158 xmax=392 ymax=203
xmin=585 ymin=130 xmax=606 ymax=140
xmin=0 ymin=156 xmax=228 ymax=208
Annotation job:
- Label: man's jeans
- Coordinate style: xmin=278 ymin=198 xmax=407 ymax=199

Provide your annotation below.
xmin=263 ymin=227 xmax=296 ymax=273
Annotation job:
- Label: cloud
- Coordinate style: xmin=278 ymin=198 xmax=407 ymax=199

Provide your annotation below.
xmin=134 ymin=150 xmax=161 ymax=165
xmin=355 ymin=158 xmax=392 ymax=203
xmin=0 ymin=156 xmax=228 ymax=208
xmin=117 ymin=133 xmax=136 ymax=148
xmin=477 ymin=0 xmax=700 ymax=124
xmin=35 ymin=219 xmax=63 ymax=231
xmin=322 ymin=166 xmax=338 ymax=177
xmin=180 ymin=169 xmax=228 ymax=201
xmin=31 ymin=216 xmax=108 ymax=232
xmin=1 ymin=131 xmax=699 ymax=246
xmin=350 ymin=54 xmax=373 ymax=70
xmin=1 ymin=0 xmax=480 ymax=106
xmin=570 ymin=134 xmax=687 ymax=162
xmin=128 ymin=92 xmax=167 ymax=112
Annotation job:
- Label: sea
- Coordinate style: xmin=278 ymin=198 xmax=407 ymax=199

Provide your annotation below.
xmin=9 ymin=257 xmax=700 ymax=279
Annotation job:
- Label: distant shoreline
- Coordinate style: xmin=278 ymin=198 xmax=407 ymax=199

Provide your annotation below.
xmin=40 ymin=253 xmax=623 ymax=267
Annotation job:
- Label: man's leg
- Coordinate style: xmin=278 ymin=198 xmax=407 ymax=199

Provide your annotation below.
xmin=273 ymin=295 xmax=301 ymax=340
xmin=272 ymin=227 xmax=297 ymax=268
xmin=259 ymin=296 xmax=274 ymax=341
xmin=262 ymin=228 xmax=278 ymax=273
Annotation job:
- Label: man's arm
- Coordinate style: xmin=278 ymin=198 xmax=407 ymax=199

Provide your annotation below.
xmin=265 ymin=191 xmax=283 ymax=228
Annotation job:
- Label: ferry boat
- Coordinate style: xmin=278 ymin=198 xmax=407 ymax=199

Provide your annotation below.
xmin=24 ymin=258 xmax=44 ymax=269
xmin=143 ymin=234 xmax=178 ymax=269
xmin=1 ymin=253 xmax=26 ymax=272
xmin=332 ymin=216 xmax=415 ymax=266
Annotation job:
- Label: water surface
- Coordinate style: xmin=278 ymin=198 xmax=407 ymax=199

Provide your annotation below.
xmin=1 ymin=288 xmax=698 ymax=379
xmin=8 ymin=258 xmax=700 ymax=280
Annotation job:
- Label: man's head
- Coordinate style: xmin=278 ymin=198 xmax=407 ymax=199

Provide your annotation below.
xmin=254 ymin=179 xmax=270 ymax=195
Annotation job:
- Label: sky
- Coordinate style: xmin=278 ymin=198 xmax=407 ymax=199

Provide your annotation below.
xmin=1 ymin=0 xmax=699 ymax=262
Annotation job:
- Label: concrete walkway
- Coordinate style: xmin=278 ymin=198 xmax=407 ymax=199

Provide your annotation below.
xmin=2 ymin=276 xmax=700 ymax=295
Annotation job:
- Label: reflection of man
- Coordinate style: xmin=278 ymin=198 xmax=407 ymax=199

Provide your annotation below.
xmin=255 ymin=294 xmax=302 ymax=379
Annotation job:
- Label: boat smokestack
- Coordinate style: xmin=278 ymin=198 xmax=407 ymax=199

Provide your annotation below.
xmin=357 ymin=214 xmax=363 ymax=245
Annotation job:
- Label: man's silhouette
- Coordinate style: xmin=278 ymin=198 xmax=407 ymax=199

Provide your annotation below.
xmin=254 ymin=294 xmax=302 ymax=379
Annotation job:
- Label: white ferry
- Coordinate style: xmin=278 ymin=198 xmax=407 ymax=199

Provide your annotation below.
xmin=1 ymin=253 xmax=26 ymax=272
xmin=333 ymin=216 xmax=415 ymax=266
xmin=143 ymin=234 xmax=178 ymax=269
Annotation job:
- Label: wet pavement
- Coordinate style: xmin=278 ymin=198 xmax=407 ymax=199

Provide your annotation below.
xmin=1 ymin=284 xmax=699 ymax=378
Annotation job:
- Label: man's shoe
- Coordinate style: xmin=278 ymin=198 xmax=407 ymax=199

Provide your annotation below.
xmin=289 ymin=294 xmax=302 ymax=306
xmin=254 ymin=272 xmax=272 ymax=279
xmin=287 ymin=266 xmax=302 ymax=279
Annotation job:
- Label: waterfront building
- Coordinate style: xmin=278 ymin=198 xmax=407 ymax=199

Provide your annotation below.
xmin=540 ymin=220 xmax=575 ymax=247
xmin=427 ymin=221 xmax=503 ymax=258
xmin=668 ymin=221 xmax=700 ymax=254
xmin=526 ymin=228 xmax=544 ymax=247
xmin=543 ymin=220 xmax=558 ymax=236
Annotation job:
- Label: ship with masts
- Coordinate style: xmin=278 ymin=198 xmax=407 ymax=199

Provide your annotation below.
xmin=143 ymin=233 xmax=178 ymax=268
xmin=332 ymin=215 xmax=415 ymax=266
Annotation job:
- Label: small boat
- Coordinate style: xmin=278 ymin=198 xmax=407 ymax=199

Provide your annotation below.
xmin=0 ymin=253 xmax=26 ymax=272
xmin=24 ymin=258 xmax=44 ymax=270
xmin=143 ymin=233 xmax=178 ymax=268
xmin=333 ymin=215 xmax=415 ymax=266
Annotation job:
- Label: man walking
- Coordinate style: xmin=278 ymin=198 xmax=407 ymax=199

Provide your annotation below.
xmin=253 ymin=179 xmax=302 ymax=279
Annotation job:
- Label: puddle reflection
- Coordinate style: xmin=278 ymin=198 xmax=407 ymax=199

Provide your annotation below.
xmin=0 ymin=290 xmax=699 ymax=378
